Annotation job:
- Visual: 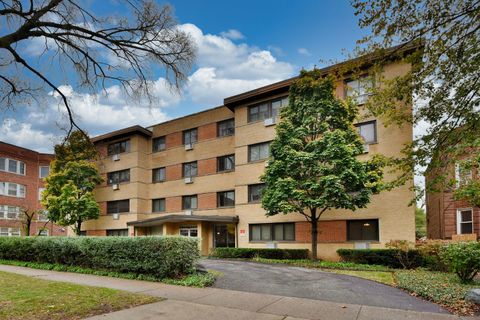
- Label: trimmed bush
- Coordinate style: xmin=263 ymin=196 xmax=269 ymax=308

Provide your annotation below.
xmin=336 ymin=248 xmax=424 ymax=269
xmin=440 ymin=242 xmax=480 ymax=283
xmin=210 ymin=248 xmax=309 ymax=259
xmin=0 ymin=236 xmax=199 ymax=278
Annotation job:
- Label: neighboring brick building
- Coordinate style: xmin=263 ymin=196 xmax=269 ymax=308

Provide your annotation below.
xmin=81 ymin=46 xmax=417 ymax=260
xmin=0 ymin=141 xmax=65 ymax=236
xmin=426 ymin=153 xmax=479 ymax=240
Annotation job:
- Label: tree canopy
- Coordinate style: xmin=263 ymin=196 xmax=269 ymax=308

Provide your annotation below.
xmin=261 ymin=71 xmax=385 ymax=259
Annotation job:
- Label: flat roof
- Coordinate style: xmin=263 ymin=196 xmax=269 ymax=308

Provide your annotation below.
xmin=127 ymin=214 xmax=239 ymax=227
xmin=0 ymin=140 xmax=54 ymax=157
xmin=91 ymin=125 xmax=152 ymax=144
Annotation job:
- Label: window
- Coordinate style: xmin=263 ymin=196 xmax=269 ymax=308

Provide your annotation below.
xmin=38 ymin=229 xmax=49 ymax=236
xmin=152 ymin=198 xmax=166 ymax=212
xmin=107 ymin=169 xmax=130 ymax=185
xmin=0 ymin=227 xmax=20 ymax=237
xmin=183 ymin=128 xmax=198 ymax=145
xmin=179 ymin=225 xmax=198 ymax=237
xmin=0 ymin=182 xmax=26 ymax=198
xmin=457 ymin=209 xmax=474 ymax=234
xmin=152 ymin=167 xmax=166 ymax=183
xmin=182 ymin=195 xmax=198 ymax=210
xmin=217 ymin=119 xmax=235 ymax=137
xmin=0 ymin=157 xmax=25 ymax=175
xmin=152 ymin=136 xmax=166 ymax=152
xmin=0 ymin=206 xmax=21 ymax=220
xmin=355 ymin=121 xmax=377 ymax=144
xmin=248 ymin=96 xmax=289 ymax=122
xmin=455 ymin=162 xmax=473 ymax=188
xmin=248 ymin=142 xmax=270 ymax=162
xmin=249 ymin=223 xmax=295 ymax=241
xmin=39 ymin=166 xmax=50 ymax=178
xmin=37 ymin=210 xmax=49 ymax=222
xmin=38 ymin=188 xmax=45 ymax=201
xmin=248 ymin=184 xmax=265 ymax=203
xmin=107 ymin=140 xmax=130 ymax=155
xmin=347 ymin=219 xmax=379 ymax=241
xmin=107 ymin=229 xmax=128 ymax=236
xmin=217 ymin=154 xmax=235 ymax=172
xmin=183 ymin=161 xmax=198 ymax=178
xmin=345 ymin=77 xmax=373 ymax=104
xmin=218 ymin=190 xmax=235 ymax=207
xmin=107 ymin=199 xmax=130 ymax=214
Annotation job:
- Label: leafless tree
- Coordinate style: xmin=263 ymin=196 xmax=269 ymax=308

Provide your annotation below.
xmin=0 ymin=0 xmax=196 ymax=136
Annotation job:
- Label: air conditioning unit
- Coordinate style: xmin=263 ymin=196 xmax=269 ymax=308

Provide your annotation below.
xmin=112 ymin=184 xmax=119 ymax=190
xmin=266 ymin=242 xmax=278 ymax=249
xmin=362 ymin=144 xmax=370 ymax=154
xmin=112 ymin=213 xmax=119 ymax=220
xmin=354 ymin=242 xmax=370 ymax=249
xmin=112 ymin=154 xmax=120 ymax=161
xmin=184 ymin=177 xmax=193 ymax=184
xmin=185 ymin=143 xmax=193 ymax=151
xmin=184 ymin=209 xmax=193 ymax=215
xmin=264 ymin=118 xmax=275 ymax=126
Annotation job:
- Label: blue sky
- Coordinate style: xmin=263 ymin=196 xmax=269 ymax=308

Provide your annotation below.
xmin=1 ymin=0 xmax=367 ymax=153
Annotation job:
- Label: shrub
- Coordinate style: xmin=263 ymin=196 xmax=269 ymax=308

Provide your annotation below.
xmin=336 ymin=248 xmax=423 ymax=269
xmin=210 ymin=248 xmax=309 ymax=259
xmin=440 ymin=242 xmax=480 ymax=283
xmin=385 ymin=240 xmax=421 ymax=269
xmin=416 ymin=239 xmax=450 ymax=271
xmin=0 ymin=236 xmax=199 ymax=278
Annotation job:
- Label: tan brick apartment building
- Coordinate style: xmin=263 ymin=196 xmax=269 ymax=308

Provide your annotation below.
xmin=82 ymin=52 xmax=416 ymax=260
xmin=0 ymin=142 xmax=65 ymax=236
xmin=426 ymin=153 xmax=479 ymax=240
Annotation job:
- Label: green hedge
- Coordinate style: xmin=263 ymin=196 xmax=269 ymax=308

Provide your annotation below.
xmin=336 ymin=249 xmax=424 ymax=269
xmin=0 ymin=236 xmax=199 ymax=278
xmin=210 ymin=247 xmax=309 ymax=259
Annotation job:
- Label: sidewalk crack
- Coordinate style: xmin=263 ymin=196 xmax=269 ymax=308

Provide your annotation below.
xmin=355 ymin=306 xmax=363 ymax=320
xmin=256 ymin=296 xmax=284 ymax=313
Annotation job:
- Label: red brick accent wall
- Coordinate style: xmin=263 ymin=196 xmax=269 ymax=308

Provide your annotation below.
xmin=198 ymin=158 xmax=217 ymax=176
xmin=198 ymin=123 xmax=217 ymax=141
xmin=166 ymin=164 xmax=182 ymax=181
xmin=442 ymin=193 xmax=480 ymax=238
xmin=166 ymin=132 xmax=182 ymax=149
xmin=98 ymin=202 xmax=107 ymax=215
xmin=166 ymin=196 xmax=182 ymax=212
xmin=198 ymin=192 xmax=217 ymax=210
xmin=296 ymin=220 xmax=347 ymax=243
xmin=86 ymin=229 xmax=106 ymax=236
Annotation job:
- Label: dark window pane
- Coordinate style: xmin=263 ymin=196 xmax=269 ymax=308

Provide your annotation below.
xmin=152 ymin=136 xmax=166 ymax=152
xmin=218 ymin=155 xmax=235 ymax=172
xmin=347 ymin=219 xmax=379 ymax=241
xmin=183 ymin=128 xmax=198 ymax=145
xmin=248 ymin=184 xmax=265 ymax=203
xmin=218 ymin=191 xmax=235 ymax=207
xmin=108 ymin=140 xmax=130 ymax=155
xmin=183 ymin=162 xmax=197 ymax=177
xmin=153 ymin=167 xmax=166 ymax=182
xmin=218 ymin=119 xmax=235 ymax=137
xmin=107 ymin=229 xmax=128 ymax=236
xmin=284 ymin=223 xmax=295 ymax=241
xmin=251 ymin=225 xmax=261 ymax=241
xmin=461 ymin=223 xmax=473 ymax=234
xmin=182 ymin=195 xmax=197 ymax=209
xmin=107 ymin=169 xmax=130 ymax=185
xmin=261 ymin=224 xmax=271 ymax=241
xmin=249 ymin=142 xmax=270 ymax=162
xmin=152 ymin=198 xmax=165 ymax=212
xmin=107 ymin=200 xmax=130 ymax=214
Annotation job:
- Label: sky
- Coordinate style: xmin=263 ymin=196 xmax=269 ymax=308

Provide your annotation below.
xmin=1 ymin=0 xmax=368 ymax=153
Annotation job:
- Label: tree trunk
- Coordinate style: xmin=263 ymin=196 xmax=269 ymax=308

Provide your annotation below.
xmin=310 ymin=208 xmax=319 ymax=261
xmin=76 ymin=220 xmax=82 ymax=236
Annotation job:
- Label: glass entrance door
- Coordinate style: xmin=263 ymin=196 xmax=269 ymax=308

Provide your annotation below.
xmin=214 ymin=224 xmax=236 ymax=248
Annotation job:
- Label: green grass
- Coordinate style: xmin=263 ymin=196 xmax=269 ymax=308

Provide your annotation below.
xmin=325 ymin=269 xmax=395 ymax=285
xmin=249 ymin=257 xmax=391 ymax=271
xmin=0 ymin=259 xmax=215 ymax=288
xmin=395 ymin=269 xmax=480 ymax=315
xmin=0 ymin=271 xmax=159 ymax=320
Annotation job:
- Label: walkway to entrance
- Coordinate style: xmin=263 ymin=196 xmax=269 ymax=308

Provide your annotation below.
xmin=200 ymin=259 xmax=447 ymax=313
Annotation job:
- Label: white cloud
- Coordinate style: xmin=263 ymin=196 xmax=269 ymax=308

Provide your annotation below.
xmin=0 ymin=119 xmax=57 ymax=153
xmin=220 ymin=29 xmax=245 ymax=40
xmin=298 ymin=48 xmax=311 ymax=56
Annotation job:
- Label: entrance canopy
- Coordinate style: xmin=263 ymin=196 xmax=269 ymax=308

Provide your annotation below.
xmin=127 ymin=214 xmax=239 ymax=227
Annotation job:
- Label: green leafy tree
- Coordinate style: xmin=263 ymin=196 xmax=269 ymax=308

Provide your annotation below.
xmin=42 ymin=161 xmax=102 ymax=236
xmin=415 ymin=207 xmax=426 ymax=239
xmin=53 ymin=130 xmax=98 ymax=171
xmin=350 ymin=0 xmax=480 ymax=195
xmin=454 ymin=151 xmax=480 ymax=207
xmin=261 ymin=72 xmax=385 ymax=260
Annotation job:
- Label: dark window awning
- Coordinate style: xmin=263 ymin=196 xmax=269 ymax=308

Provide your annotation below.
xmin=127 ymin=214 xmax=239 ymax=227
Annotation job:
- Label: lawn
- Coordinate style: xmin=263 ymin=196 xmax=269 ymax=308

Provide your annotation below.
xmin=0 ymin=271 xmax=159 ymax=320
xmin=325 ymin=269 xmax=395 ymax=285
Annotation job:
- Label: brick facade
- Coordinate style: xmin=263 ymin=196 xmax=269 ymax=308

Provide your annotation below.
xmin=295 ymin=221 xmax=347 ymax=243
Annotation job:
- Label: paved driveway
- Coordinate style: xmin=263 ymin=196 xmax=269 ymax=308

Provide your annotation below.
xmin=199 ymin=259 xmax=447 ymax=314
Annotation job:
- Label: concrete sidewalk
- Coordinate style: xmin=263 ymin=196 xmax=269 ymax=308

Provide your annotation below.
xmin=0 ymin=264 xmax=477 ymax=320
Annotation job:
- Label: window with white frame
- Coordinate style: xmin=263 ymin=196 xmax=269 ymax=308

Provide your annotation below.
xmin=0 ymin=182 xmax=26 ymax=198
xmin=345 ymin=77 xmax=373 ymax=104
xmin=0 ymin=157 xmax=25 ymax=175
xmin=0 ymin=206 xmax=21 ymax=219
xmin=179 ymin=225 xmax=198 ymax=237
xmin=39 ymin=166 xmax=50 ymax=178
xmin=0 ymin=227 xmax=21 ymax=236
xmin=455 ymin=162 xmax=473 ymax=188
xmin=38 ymin=188 xmax=45 ymax=201
xmin=457 ymin=209 xmax=474 ymax=234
